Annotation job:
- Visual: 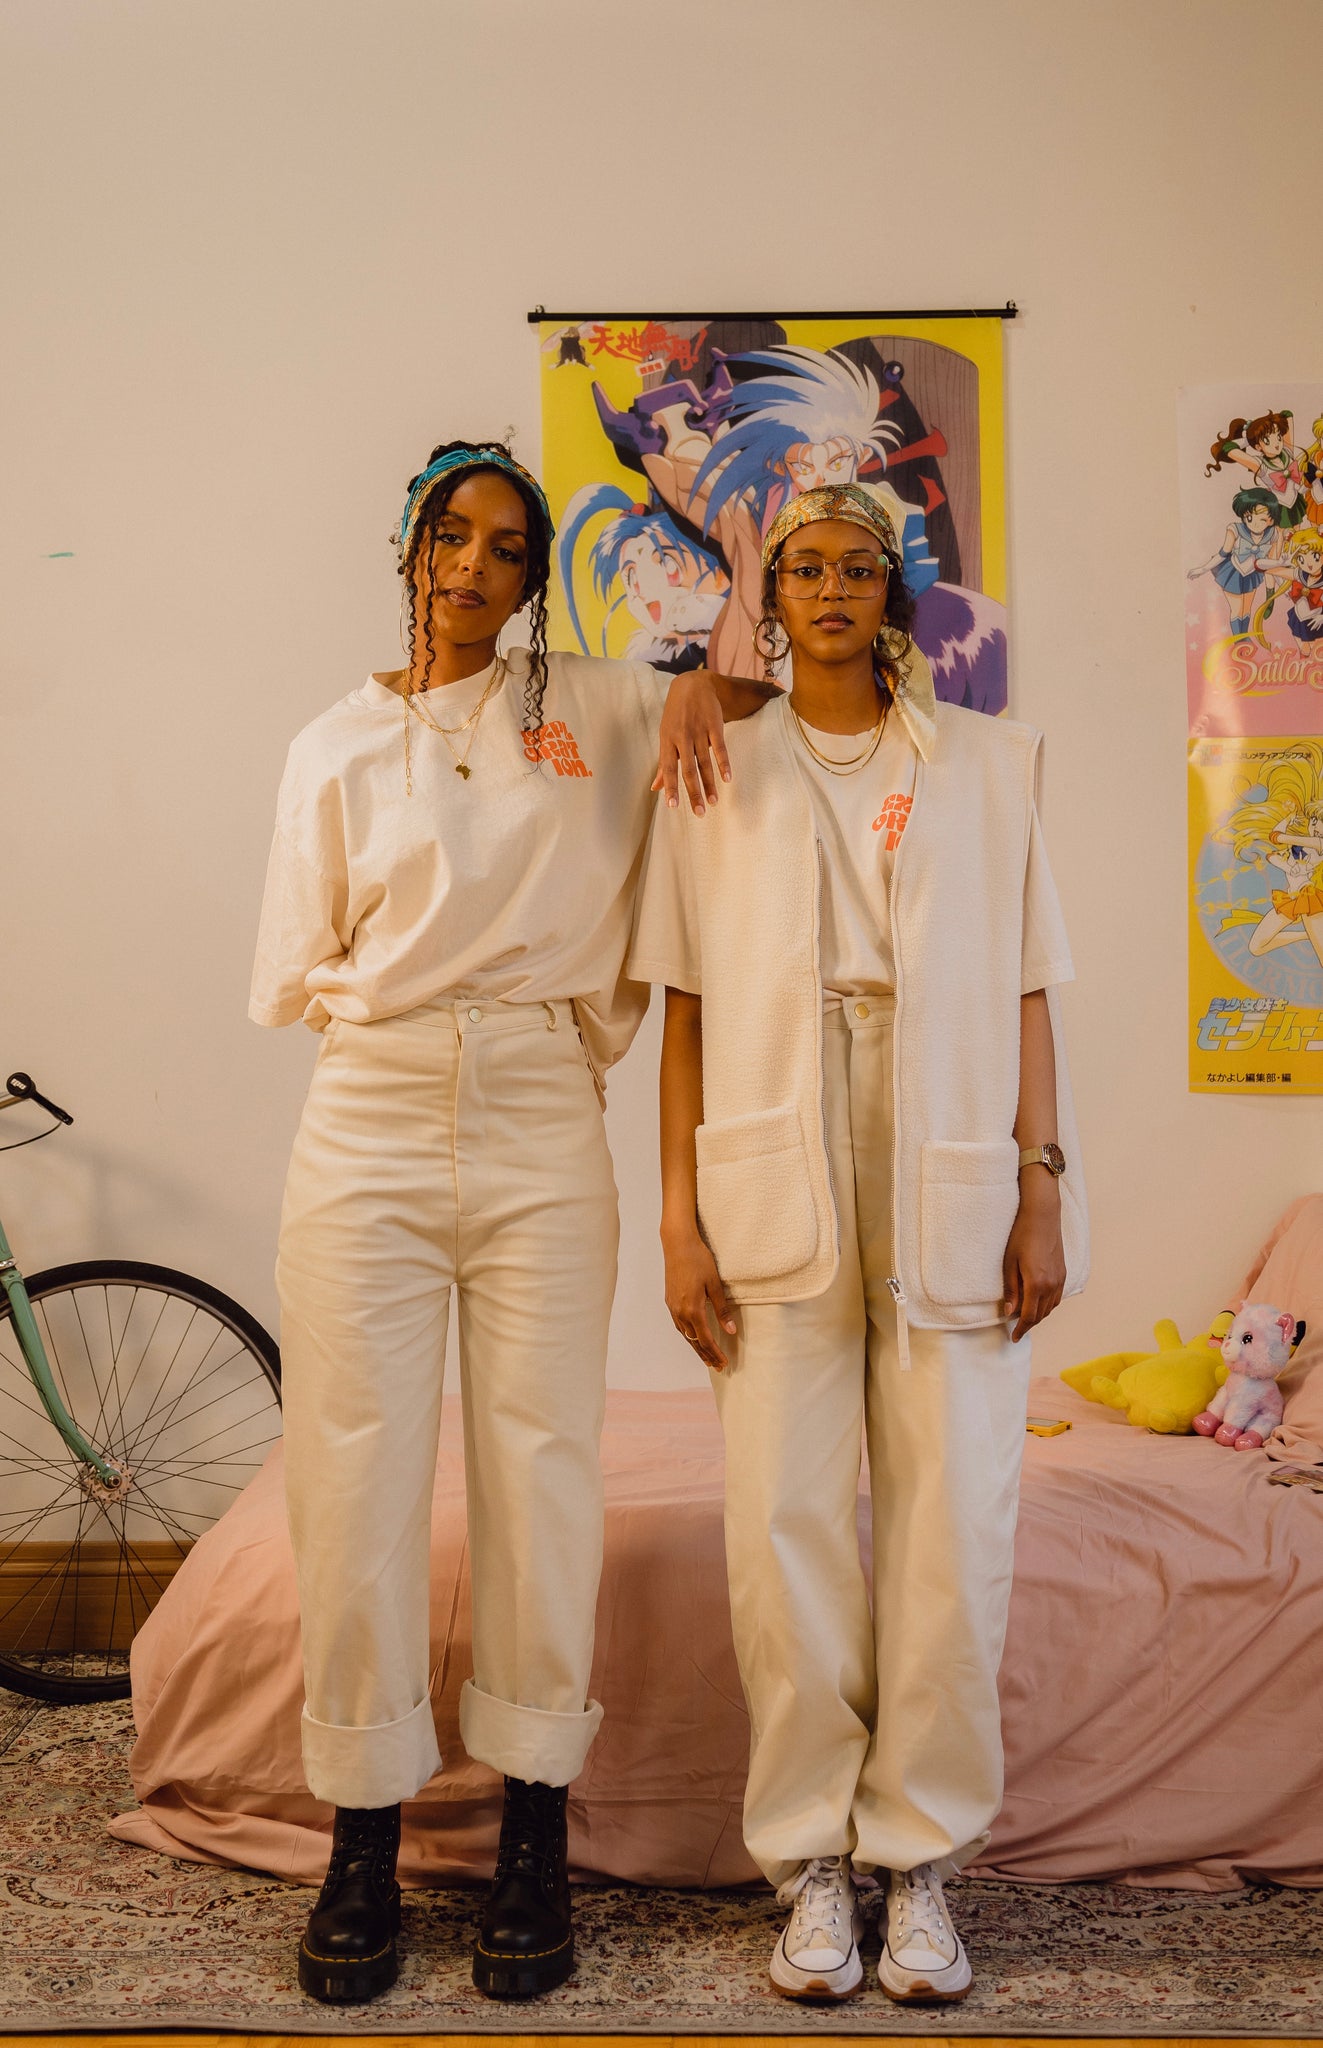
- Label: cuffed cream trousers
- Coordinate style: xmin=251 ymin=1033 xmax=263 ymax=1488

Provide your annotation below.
xmin=711 ymin=997 xmax=1031 ymax=1888
xmin=277 ymin=997 xmax=617 ymax=1809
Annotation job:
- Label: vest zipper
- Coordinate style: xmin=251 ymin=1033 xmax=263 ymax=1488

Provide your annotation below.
xmin=885 ymin=1275 xmax=911 ymax=1372
xmin=887 ymin=746 xmax=922 ymax=1369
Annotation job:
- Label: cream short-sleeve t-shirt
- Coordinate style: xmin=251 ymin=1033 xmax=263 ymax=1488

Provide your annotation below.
xmin=793 ymin=714 xmax=916 ymax=996
xmin=250 ymin=648 xmax=668 ymax=1071
xmin=630 ymin=708 xmax=1074 ymax=1000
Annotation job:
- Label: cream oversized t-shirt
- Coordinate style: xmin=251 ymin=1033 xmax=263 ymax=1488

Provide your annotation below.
xmin=249 ymin=647 xmax=668 ymax=1078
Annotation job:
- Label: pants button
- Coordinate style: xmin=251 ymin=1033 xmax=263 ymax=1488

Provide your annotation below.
xmin=855 ymin=1002 xmax=870 ymax=1019
xmin=468 ymin=1007 xmax=482 ymax=1022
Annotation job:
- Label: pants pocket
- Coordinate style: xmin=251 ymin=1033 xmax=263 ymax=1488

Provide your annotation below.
xmin=696 ymin=1105 xmax=816 ymax=1284
xmin=568 ymin=1004 xmax=607 ymax=1111
xmin=919 ymin=1139 xmax=1020 ymax=1309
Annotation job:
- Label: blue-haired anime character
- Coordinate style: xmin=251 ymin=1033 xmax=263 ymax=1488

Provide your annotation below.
xmin=694 ymin=347 xmax=936 ymax=581
xmin=590 ymin=340 xmax=1007 ymax=711
xmin=557 ymin=484 xmax=729 ymax=673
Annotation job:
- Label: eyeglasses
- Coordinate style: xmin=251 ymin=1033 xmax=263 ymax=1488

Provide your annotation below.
xmin=774 ymin=550 xmax=890 ymax=598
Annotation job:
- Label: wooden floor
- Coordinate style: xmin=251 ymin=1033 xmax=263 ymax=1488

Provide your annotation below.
xmin=6 ymin=2035 xmax=1317 ymax=2047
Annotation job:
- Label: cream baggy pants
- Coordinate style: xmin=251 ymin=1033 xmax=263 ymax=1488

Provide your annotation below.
xmin=712 ymin=997 xmax=1031 ymax=1888
xmin=277 ymin=998 xmax=618 ymax=1809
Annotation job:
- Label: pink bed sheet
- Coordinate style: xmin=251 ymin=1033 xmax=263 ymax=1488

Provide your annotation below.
xmin=109 ymin=1377 xmax=1323 ymax=1894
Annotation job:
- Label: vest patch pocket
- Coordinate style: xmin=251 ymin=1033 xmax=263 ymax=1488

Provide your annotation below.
xmin=696 ymin=1105 xmax=816 ymax=1285
xmin=919 ymin=1139 xmax=1021 ymax=1309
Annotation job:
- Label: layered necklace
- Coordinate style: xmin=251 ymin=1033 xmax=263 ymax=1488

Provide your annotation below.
xmin=790 ymin=693 xmax=889 ymax=777
xmin=402 ymin=657 xmax=505 ymax=795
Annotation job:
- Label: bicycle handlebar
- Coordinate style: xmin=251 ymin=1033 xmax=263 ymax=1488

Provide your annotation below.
xmin=5 ymin=1073 xmax=74 ymax=1126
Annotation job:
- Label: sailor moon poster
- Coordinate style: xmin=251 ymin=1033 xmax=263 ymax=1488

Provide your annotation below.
xmin=537 ymin=314 xmax=1007 ymax=714
xmin=1181 ymin=384 xmax=1323 ymax=1093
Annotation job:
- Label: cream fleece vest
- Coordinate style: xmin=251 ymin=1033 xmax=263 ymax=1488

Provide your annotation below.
xmin=678 ymin=693 xmax=1088 ymax=1328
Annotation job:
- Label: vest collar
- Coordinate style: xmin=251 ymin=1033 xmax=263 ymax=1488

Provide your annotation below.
xmin=892 ymin=643 xmax=937 ymax=761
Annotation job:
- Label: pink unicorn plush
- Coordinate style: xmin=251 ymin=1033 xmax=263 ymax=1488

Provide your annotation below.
xmin=1192 ymin=1302 xmax=1305 ymax=1450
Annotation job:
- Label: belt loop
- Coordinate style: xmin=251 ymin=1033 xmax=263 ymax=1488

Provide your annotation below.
xmin=543 ymin=1001 xmax=559 ymax=1031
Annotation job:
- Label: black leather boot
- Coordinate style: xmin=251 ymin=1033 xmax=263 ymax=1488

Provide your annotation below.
xmin=298 ymin=1803 xmax=402 ymax=2003
xmin=473 ymin=1776 xmax=573 ymax=1997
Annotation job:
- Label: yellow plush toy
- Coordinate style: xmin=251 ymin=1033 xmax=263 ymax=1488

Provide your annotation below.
xmin=1060 ymin=1312 xmax=1235 ymax=1434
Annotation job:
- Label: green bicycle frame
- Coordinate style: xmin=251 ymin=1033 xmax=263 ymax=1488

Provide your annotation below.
xmin=0 ymin=1214 xmax=123 ymax=1488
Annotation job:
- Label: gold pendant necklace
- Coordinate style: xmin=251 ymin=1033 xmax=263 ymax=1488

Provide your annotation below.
xmin=791 ymin=699 xmax=888 ymax=776
xmin=402 ymin=658 xmax=505 ymax=793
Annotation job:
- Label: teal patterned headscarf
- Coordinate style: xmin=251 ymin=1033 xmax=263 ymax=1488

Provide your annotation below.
xmin=398 ymin=447 xmax=554 ymax=560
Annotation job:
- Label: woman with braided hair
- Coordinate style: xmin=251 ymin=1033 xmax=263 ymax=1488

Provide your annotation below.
xmin=251 ymin=439 xmax=769 ymax=2006
xmin=631 ymin=482 xmax=1087 ymax=2006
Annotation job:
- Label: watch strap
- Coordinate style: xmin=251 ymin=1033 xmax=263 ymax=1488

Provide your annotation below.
xmin=1019 ymin=1143 xmax=1066 ymax=1176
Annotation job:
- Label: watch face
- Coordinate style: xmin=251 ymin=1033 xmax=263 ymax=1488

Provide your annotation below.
xmin=1043 ymin=1143 xmax=1066 ymax=1177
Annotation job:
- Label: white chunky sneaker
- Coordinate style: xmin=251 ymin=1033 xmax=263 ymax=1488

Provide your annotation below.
xmin=879 ymin=1863 xmax=973 ymax=2003
xmin=768 ymin=1854 xmax=864 ymax=2001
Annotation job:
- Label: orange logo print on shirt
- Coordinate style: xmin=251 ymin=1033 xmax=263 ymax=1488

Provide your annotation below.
xmin=523 ymin=720 xmax=593 ymax=777
xmin=872 ymin=793 xmax=913 ymax=850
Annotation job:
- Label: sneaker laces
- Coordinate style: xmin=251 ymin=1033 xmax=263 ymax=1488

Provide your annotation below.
xmin=776 ymin=1855 xmax=854 ymax=1957
xmin=889 ymin=1864 xmax=951 ymax=1958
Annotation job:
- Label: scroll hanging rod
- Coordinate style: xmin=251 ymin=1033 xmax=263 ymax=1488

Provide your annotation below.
xmin=528 ymin=302 xmax=1018 ymax=324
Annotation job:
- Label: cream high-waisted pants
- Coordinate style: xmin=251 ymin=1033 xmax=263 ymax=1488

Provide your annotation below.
xmin=277 ymin=997 xmax=618 ymax=1809
xmin=712 ymin=997 xmax=1031 ymax=1888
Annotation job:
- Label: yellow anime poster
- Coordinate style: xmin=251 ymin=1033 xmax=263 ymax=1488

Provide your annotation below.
xmin=1189 ymin=737 xmax=1323 ymax=1093
xmin=1181 ymin=385 xmax=1323 ymax=1091
xmin=538 ymin=314 xmax=1007 ymax=712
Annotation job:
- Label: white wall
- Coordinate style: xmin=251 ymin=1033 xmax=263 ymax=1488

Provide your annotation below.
xmin=4 ymin=0 xmax=1319 ymax=1393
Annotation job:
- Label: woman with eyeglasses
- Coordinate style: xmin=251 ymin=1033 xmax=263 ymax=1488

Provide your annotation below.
xmin=630 ymin=483 xmax=1087 ymax=2006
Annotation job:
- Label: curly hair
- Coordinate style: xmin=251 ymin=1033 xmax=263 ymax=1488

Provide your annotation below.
xmin=397 ymin=438 xmax=552 ymax=737
xmin=754 ymin=529 xmax=918 ymax=695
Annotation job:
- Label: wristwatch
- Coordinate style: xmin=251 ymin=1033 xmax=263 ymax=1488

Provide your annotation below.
xmin=1019 ymin=1143 xmax=1066 ymax=1178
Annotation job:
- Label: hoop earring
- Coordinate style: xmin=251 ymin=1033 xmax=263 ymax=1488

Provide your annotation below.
xmin=873 ymin=622 xmax=911 ymax=673
xmin=399 ymin=585 xmax=413 ymax=655
xmin=753 ymin=615 xmax=789 ymax=665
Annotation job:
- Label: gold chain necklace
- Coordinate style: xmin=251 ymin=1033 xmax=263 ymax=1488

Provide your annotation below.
xmin=791 ymin=698 xmax=888 ymax=777
xmin=402 ymin=658 xmax=505 ymax=793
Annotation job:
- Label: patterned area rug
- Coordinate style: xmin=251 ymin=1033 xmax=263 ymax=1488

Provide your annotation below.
xmin=2 ymin=1688 xmax=1322 ymax=2035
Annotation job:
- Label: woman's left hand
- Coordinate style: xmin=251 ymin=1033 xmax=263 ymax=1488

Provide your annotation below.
xmin=654 ymin=669 xmax=731 ymax=815
xmin=1003 ymin=1178 xmax=1066 ymax=1343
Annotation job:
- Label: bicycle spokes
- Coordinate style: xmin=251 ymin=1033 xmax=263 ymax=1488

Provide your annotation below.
xmin=0 ymin=1271 xmax=281 ymax=1692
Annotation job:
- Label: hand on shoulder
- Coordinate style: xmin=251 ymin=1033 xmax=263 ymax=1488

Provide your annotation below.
xmin=654 ymin=667 xmax=780 ymax=816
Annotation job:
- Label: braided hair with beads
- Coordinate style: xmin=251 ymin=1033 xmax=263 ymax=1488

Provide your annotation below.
xmin=396 ymin=438 xmax=554 ymax=742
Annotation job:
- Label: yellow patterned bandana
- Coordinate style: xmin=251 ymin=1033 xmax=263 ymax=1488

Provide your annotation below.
xmin=760 ymin=483 xmax=900 ymax=574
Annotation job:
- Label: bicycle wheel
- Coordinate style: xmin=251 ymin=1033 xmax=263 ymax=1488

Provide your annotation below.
xmin=0 ymin=1260 xmax=281 ymax=1703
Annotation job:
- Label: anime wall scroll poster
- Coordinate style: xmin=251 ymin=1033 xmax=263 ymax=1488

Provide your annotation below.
xmin=537 ymin=316 xmax=1007 ymax=711
xmin=1181 ymin=384 xmax=1323 ymax=1094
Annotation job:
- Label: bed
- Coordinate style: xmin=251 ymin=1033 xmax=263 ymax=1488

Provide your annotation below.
xmin=109 ymin=1196 xmax=1323 ymax=1893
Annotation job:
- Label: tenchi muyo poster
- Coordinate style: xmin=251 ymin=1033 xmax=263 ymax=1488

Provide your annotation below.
xmin=537 ymin=316 xmax=1006 ymax=713
xmin=1181 ymin=384 xmax=1323 ymax=1094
